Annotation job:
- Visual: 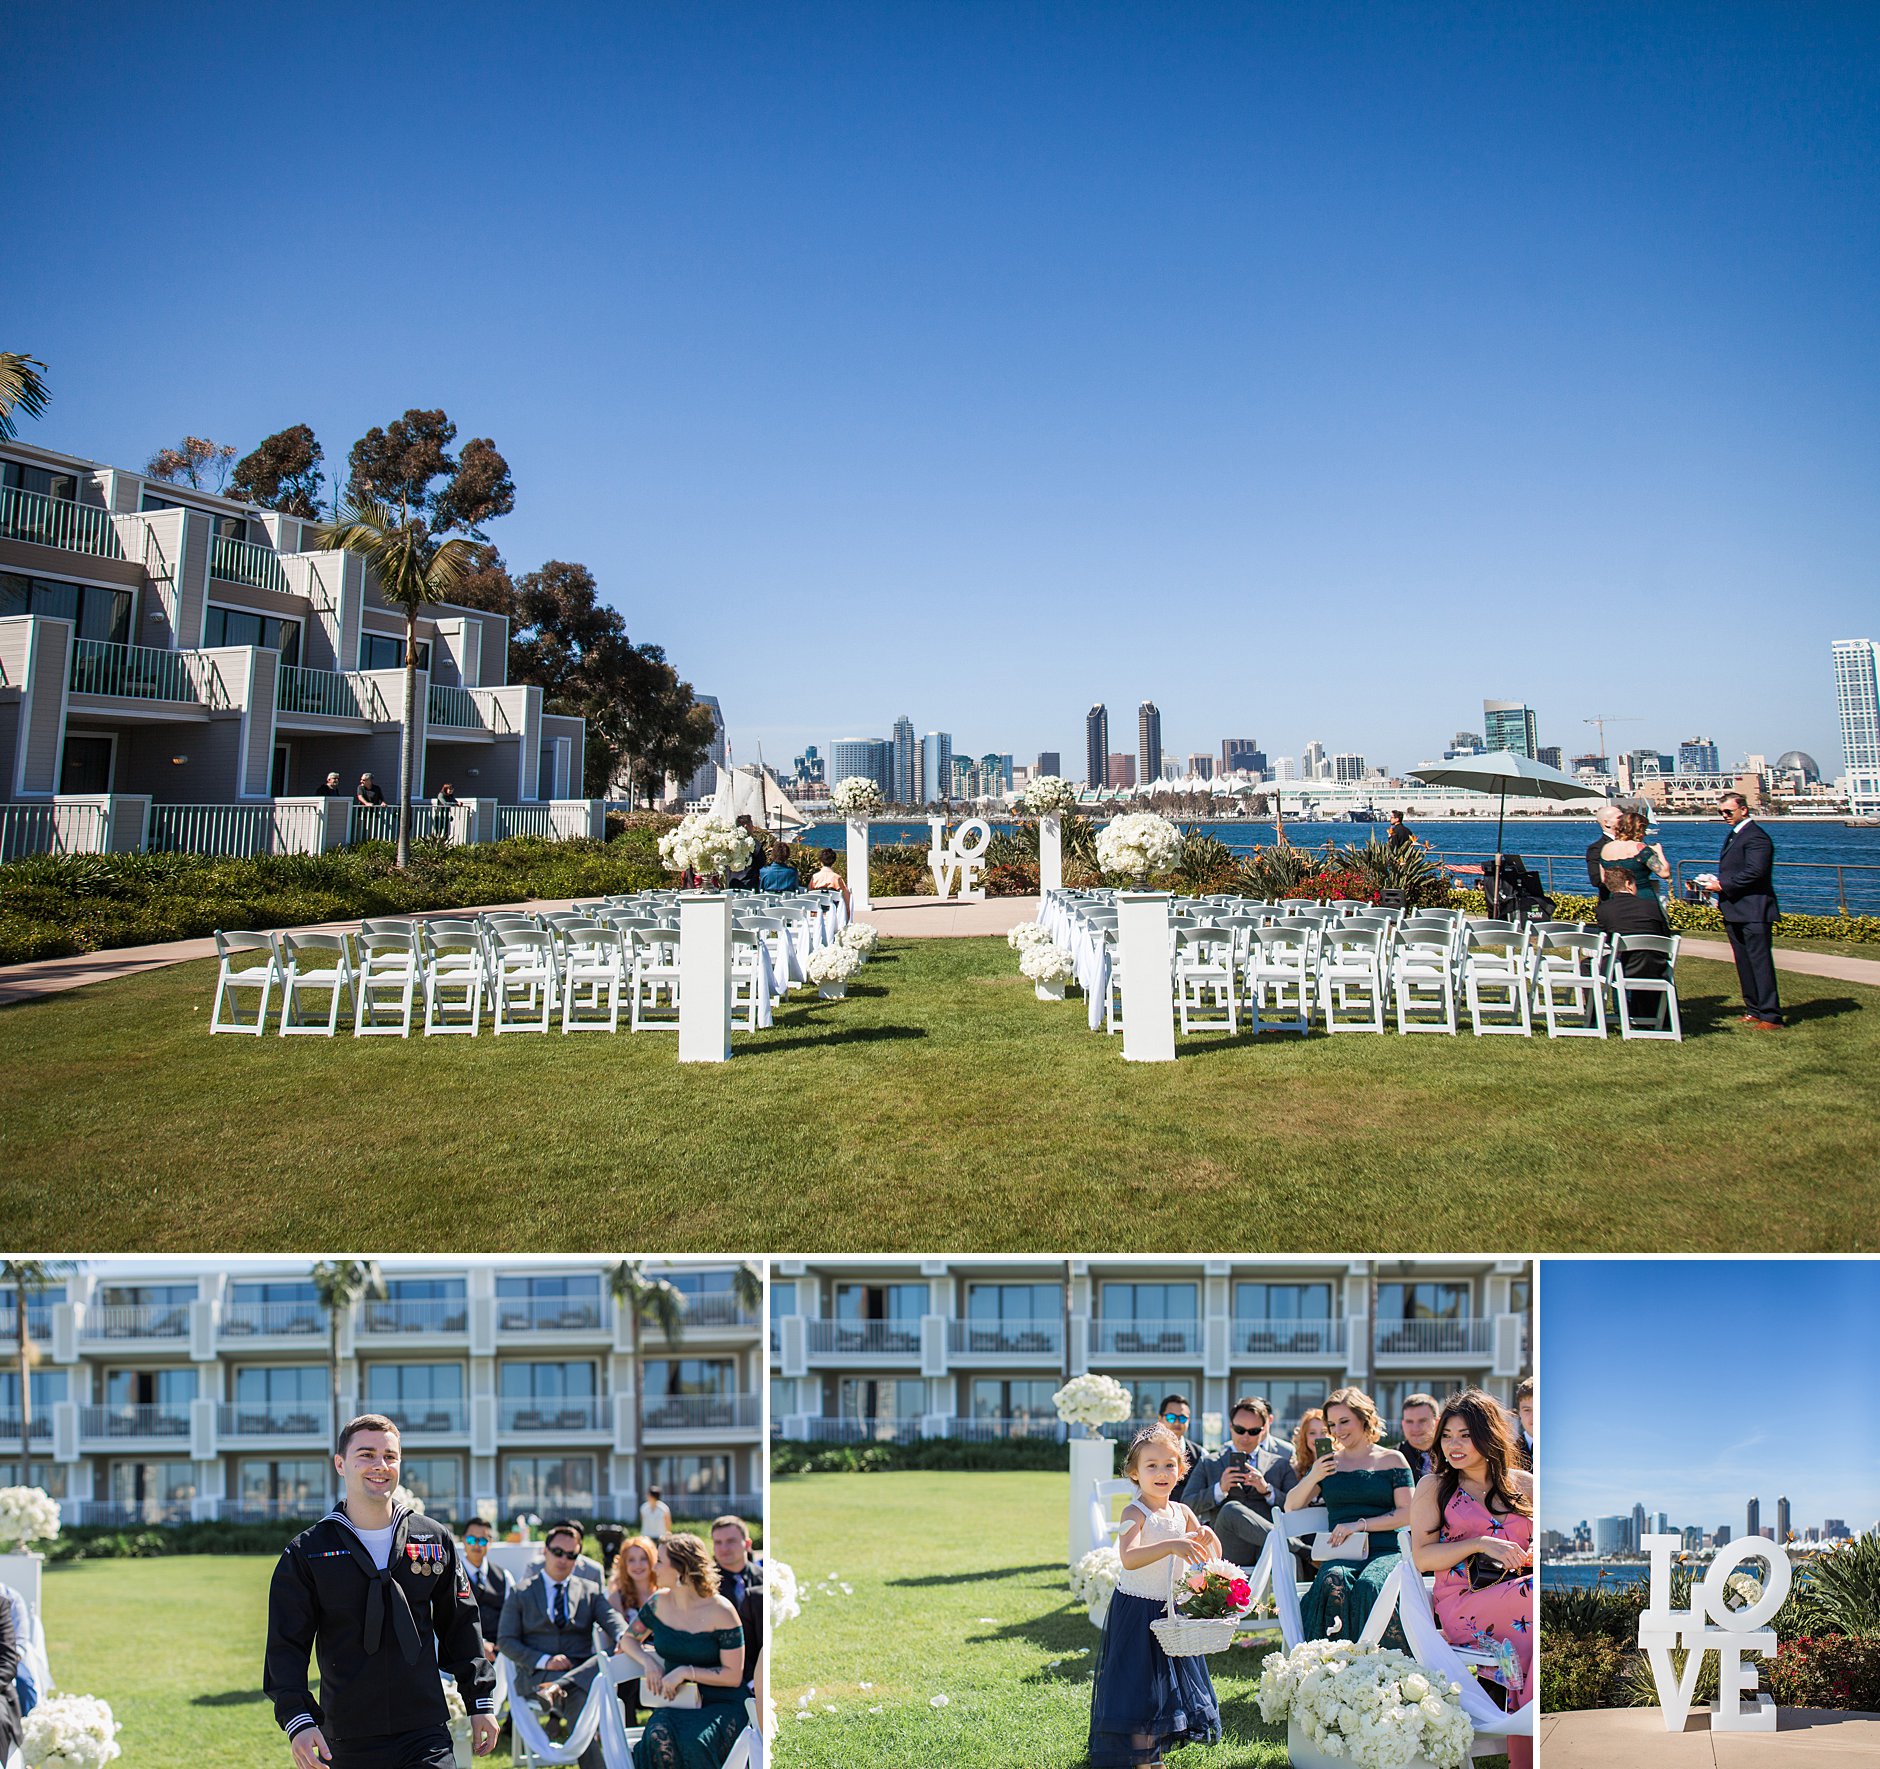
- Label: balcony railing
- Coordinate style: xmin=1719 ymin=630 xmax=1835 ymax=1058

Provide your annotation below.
xmin=1089 ymin=1318 xmax=1202 ymax=1357
xmin=348 ymin=803 xmax=471 ymax=846
xmin=201 ymin=1496 xmax=333 ymax=1521
xmin=147 ymin=802 xmax=323 ymax=859
xmin=804 ymin=1320 xmax=922 ymax=1358
xmin=0 ymin=1306 xmax=56 ymax=1341
xmin=370 ymin=1400 xmax=469 ymax=1435
xmin=209 ymin=533 xmax=291 ymax=593
xmin=498 ymin=1396 xmax=606 ymax=1433
xmin=65 ymin=1499 xmax=194 ymax=1527
xmin=676 ymin=1293 xmax=758 ymax=1330
xmin=939 ymin=1416 xmax=1068 ymax=1442
xmin=1232 ymin=1318 xmax=1345 ymax=1357
xmin=79 ymin=1403 xmax=193 ymax=1439
xmin=1374 ymin=1318 xmax=1493 ymax=1358
xmin=217 ymin=1403 xmax=328 ymax=1437
xmin=0 ymin=485 xmax=126 ymax=557
xmin=81 ymin=1303 xmax=191 ymax=1340
xmin=427 ymin=683 xmax=482 ymax=728
xmin=358 ymin=1299 xmax=468 ymax=1335
xmin=222 ymin=1301 xmax=326 ymax=1337
xmin=497 ymin=1297 xmax=604 ymax=1333
xmin=797 ymin=1416 xmax=922 ymax=1443
xmin=641 ymin=1394 xmax=760 ymax=1432
xmin=0 ymin=1412 xmax=53 ymax=1440
xmin=70 ymin=638 xmax=228 ymax=705
xmin=504 ymin=1490 xmax=598 ymax=1514
xmin=0 ymin=803 xmax=108 ymax=862
xmin=666 ymin=1491 xmax=761 ymax=1520
xmin=278 ymin=665 xmax=387 ymax=720
xmin=948 ymin=1319 xmax=1064 ymax=1357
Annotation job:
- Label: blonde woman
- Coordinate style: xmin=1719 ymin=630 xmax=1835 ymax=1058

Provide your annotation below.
xmin=617 ymin=1533 xmax=747 ymax=1767
xmin=1284 ymin=1386 xmax=1413 ymax=1646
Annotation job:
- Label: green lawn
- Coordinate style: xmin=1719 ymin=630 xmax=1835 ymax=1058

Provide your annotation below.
xmin=1 ymin=937 xmax=1876 ymax=1250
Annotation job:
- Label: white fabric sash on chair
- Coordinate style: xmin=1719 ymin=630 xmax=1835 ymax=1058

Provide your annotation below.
xmin=503 ymin=1651 xmax=639 ymax=1768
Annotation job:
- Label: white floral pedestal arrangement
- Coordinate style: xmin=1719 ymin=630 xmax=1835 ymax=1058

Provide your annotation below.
xmin=1025 ymin=776 xmax=1079 ymax=894
xmin=0 ymin=1484 xmax=61 ymax=1619
xmin=808 ymin=941 xmax=863 ymax=1000
xmin=1286 ymin=1720 xmax=1440 ymax=1769
xmin=1054 ymin=1372 xmax=1134 ymax=1569
xmin=830 ymin=776 xmax=884 ymax=912
xmin=1259 ymin=1640 xmax=1473 ymax=1769
xmin=659 ymin=813 xmax=755 ymax=1065
xmin=1021 ymin=941 xmax=1074 ymax=1001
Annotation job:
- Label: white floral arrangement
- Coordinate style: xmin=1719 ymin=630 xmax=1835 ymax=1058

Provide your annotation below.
xmin=1071 ymin=1543 xmax=1123 ymax=1629
xmin=22 ymin=1694 xmax=122 ymax=1769
xmin=393 ymin=1485 xmax=425 ymax=1513
xmin=658 ymin=811 xmax=756 ymax=879
xmin=839 ymin=922 xmax=879 ymax=956
xmin=1257 ymin=1640 xmax=1473 ymax=1769
xmin=1019 ymin=942 xmax=1075 ymax=986
xmin=0 ymin=1485 xmax=61 ymax=1552
xmin=1053 ymin=1372 xmax=1134 ymax=1432
xmin=1025 ymin=774 xmax=1080 ymax=816
xmin=1095 ymin=811 xmax=1182 ymax=880
xmin=1007 ymin=921 xmax=1053 ymax=951
xmin=442 ymin=1679 xmax=467 ymax=1721
xmin=807 ymin=943 xmax=864 ymax=985
xmin=766 ymin=1558 xmax=802 ymax=1626
xmin=829 ymin=776 xmax=885 ymax=816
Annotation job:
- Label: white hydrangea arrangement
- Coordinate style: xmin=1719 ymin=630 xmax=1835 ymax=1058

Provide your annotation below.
xmin=1007 ymin=922 xmax=1053 ymax=951
xmin=22 ymin=1694 xmax=122 ymax=1769
xmin=1019 ymin=943 xmax=1075 ymax=987
xmin=658 ymin=812 xmax=756 ymax=879
xmin=442 ymin=1679 xmax=467 ymax=1720
xmin=807 ymin=943 xmax=864 ymax=985
xmin=1257 ymin=1640 xmax=1473 ymax=1769
xmin=1071 ymin=1543 xmax=1124 ymax=1629
xmin=829 ymin=776 xmax=885 ymax=816
xmin=1095 ymin=811 xmax=1183 ymax=881
xmin=1053 ymin=1372 xmax=1134 ymax=1434
xmin=839 ymin=922 xmax=879 ymax=956
xmin=767 ymin=1558 xmax=802 ymax=1627
xmin=393 ymin=1485 xmax=425 ymax=1513
xmin=0 ymin=1485 xmax=61 ymax=1551
xmin=1024 ymin=774 xmax=1080 ymax=816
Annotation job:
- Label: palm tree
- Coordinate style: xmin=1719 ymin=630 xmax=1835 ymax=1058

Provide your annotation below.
xmin=317 ymin=496 xmax=479 ymax=867
xmin=608 ymin=1262 xmax=688 ymax=1513
xmin=312 ymin=1261 xmax=385 ymax=1445
xmin=0 ymin=354 xmax=50 ymax=441
xmin=2 ymin=1261 xmax=68 ymax=1482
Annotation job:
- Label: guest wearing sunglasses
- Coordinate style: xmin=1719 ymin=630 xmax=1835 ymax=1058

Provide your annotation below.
xmin=459 ymin=1520 xmax=512 ymax=1661
xmin=1179 ymin=1396 xmax=1298 ymax=1571
xmin=497 ymin=1523 xmax=628 ymax=1767
xmin=1155 ymin=1394 xmax=1199 ymax=1477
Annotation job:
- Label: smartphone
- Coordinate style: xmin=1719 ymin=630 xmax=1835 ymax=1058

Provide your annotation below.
xmin=1314 ymin=1435 xmax=1335 ymax=1459
xmin=1226 ymin=1448 xmax=1252 ymax=1471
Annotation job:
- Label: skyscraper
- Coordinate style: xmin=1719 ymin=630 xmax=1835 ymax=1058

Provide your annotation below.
xmin=1302 ymin=740 xmax=1327 ymax=779
xmin=1483 ymin=699 xmax=1539 ymax=759
xmin=1777 ymin=1496 xmax=1791 ymax=1542
xmin=1679 ymin=736 xmax=1721 ymax=774
xmin=1221 ymin=738 xmax=1261 ymax=775
xmin=679 ymin=693 xmax=726 ymax=801
xmin=831 ymin=737 xmax=892 ymax=796
xmin=891 ymin=715 xmax=916 ymax=805
xmin=1138 ymin=701 xmax=1162 ymax=785
xmin=1185 ymin=753 xmax=1214 ymax=779
xmin=1747 ymin=1497 xmax=1761 ymax=1540
xmin=1631 ymin=1502 xmax=1648 ymax=1550
xmin=1536 ymin=745 xmax=1564 ymax=771
xmin=1832 ymin=639 xmax=1880 ymax=815
xmin=1594 ymin=1515 xmax=1629 ymax=1556
xmin=1333 ymin=753 xmax=1366 ymax=782
xmin=921 ymin=732 xmax=953 ymax=804
xmin=1106 ymin=753 xmax=1136 ymax=789
xmin=1715 ymin=1524 xmax=1731 ymax=1547
xmin=1036 ymin=751 xmax=1061 ymax=778
xmin=1085 ymin=704 xmax=1109 ymax=787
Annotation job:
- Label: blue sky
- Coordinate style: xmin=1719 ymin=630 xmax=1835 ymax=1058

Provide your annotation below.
xmin=9 ymin=3 xmax=1878 ymax=776
xmin=1541 ymin=1260 xmax=1880 ymax=1537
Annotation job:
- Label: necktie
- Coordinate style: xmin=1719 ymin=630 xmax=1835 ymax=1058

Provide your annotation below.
xmin=553 ymin=1582 xmax=568 ymax=1629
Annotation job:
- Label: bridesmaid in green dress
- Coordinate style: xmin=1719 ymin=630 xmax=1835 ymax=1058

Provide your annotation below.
xmin=1285 ymin=1386 xmax=1414 ymax=1649
xmin=621 ymin=1534 xmax=749 ymax=1769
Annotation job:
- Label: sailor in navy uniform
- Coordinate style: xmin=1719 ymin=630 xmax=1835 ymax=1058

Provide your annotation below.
xmin=265 ymin=1415 xmax=497 ymax=1769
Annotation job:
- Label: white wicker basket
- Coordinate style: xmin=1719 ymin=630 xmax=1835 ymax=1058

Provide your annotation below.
xmin=1149 ymin=1556 xmax=1247 ymax=1658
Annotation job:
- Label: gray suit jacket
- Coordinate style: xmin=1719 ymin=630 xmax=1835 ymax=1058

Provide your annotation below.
xmin=1180 ymin=1437 xmax=1298 ymax=1524
xmin=497 ymin=1574 xmax=625 ymax=1683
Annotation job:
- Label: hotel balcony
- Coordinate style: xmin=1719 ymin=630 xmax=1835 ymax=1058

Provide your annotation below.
xmin=356 ymin=1299 xmax=470 ymax=1339
xmin=215 ymin=1403 xmax=328 ymax=1442
xmin=1372 ymin=1318 xmax=1496 ymax=1361
xmin=275 ymin=664 xmax=389 ymax=723
xmin=803 ymin=1319 xmax=922 ymax=1362
xmin=219 ymin=1301 xmax=327 ymax=1342
xmin=63 ymin=1499 xmax=195 ymax=1528
xmin=640 ymin=1394 xmax=761 ymax=1439
xmin=0 ymin=1307 xmax=55 ymax=1344
xmin=1230 ymin=1317 xmax=1346 ymax=1360
xmin=209 ymin=533 xmax=290 ymax=594
xmin=372 ymin=1400 xmax=470 ymax=1437
xmin=68 ymin=639 xmax=229 ymax=713
xmin=0 ymin=485 xmax=129 ymax=560
xmin=79 ymin=1303 xmax=193 ymax=1345
xmin=946 ymin=1319 xmax=1064 ymax=1361
xmin=498 ymin=1396 xmax=608 ymax=1435
xmin=936 ymin=1415 xmax=1068 ymax=1443
xmin=78 ymin=1402 xmax=194 ymax=1446
xmin=667 ymin=1293 xmax=760 ymax=1335
xmin=494 ymin=1297 xmax=605 ymax=1336
xmin=1089 ymin=1318 xmax=1203 ymax=1359
xmin=795 ymin=1415 xmax=923 ymax=1444
xmin=0 ymin=1412 xmax=52 ymax=1444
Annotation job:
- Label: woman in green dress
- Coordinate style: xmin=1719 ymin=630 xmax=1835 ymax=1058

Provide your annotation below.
xmin=620 ymin=1533 xmax=749 ymax=1769
xmin=1285 ymin=1386 xmax=1414 ymax=1648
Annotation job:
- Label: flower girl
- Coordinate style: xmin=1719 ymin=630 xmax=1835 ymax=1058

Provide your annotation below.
xmin=1088 ymin=1427 xmax=1225 ymax=1766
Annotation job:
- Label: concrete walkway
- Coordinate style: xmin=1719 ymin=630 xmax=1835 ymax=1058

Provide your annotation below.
xmin=1542 ymin=1705 xmax=1880 ymax=1764
xmin=866 ymin=894 xmax=1043 ymax=937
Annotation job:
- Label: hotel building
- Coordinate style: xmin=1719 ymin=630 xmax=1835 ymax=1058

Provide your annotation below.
xmin=0 ymin=1260 xmax=762 ymax=1527
xmin=1833 ymin=638 xmax=1880 ymax=816
xmin=770 ymin=1258 xmax=1530 ymax=1443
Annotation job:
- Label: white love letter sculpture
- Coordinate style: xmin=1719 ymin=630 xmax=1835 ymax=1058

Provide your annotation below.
xmin=1637 ymin=1532 xmax=1790 ymax=1732
xmin=927 ymin=817 xmax=990 ymax=901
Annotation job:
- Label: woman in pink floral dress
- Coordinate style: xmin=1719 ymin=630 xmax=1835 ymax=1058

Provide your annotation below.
xmin=1410 ymin=1389 xmax=1535 ymax=1769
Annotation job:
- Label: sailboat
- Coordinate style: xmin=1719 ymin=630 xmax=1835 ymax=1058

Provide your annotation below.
xmin=708 ymin=762 xmax=809 ymax=831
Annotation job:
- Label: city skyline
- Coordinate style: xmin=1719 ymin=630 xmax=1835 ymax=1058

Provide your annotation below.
xmin=11 ymin=7 xmax=1875 ymax=778
xmin=1542 ymin=1261 xmax=1880 ymax=1536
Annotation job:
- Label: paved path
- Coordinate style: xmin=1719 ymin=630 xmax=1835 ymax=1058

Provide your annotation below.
xmin=1543 ymin=1705 xmax=1880 ymax=1764
xmin=866 ymin=894 xmax=1043 ymax=937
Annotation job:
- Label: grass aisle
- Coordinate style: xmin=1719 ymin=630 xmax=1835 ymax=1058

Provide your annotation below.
xmin=1 ymin=937 xmax=1875 ymax=1249
xmin=771 ymin=1469 xmax=1289 ymax=1769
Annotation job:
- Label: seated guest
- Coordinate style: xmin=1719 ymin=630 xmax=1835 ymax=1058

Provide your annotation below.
xmin=607 ymin=1534 xmax=666 ymax=1723
xmin=807 ymin=847 xmax=850 ymax=914
xmin=1597 ymin=864 xmax=1673 ymax=1017
xmin=1584 ymin=804 xmax=1623 ymax=901
xmin=1157 ymin=1394 xmax=1200 ymax=1476
xmin=0 ymin=1580 xmax=32 ymax=1715
xmin=498 ymin=1522 xmax=628 ymax=1767
xmin=727 ymin=816 xmax=765 ymax=890
xmin=1394 ymin=1392 xmax=1444 ymax=1482
xmin=353 ymin=772 xmax=386 ymax=807
xmin=1513 ymin=1378 xmax=1534 ymax=1471
xmin=1180 ymin=1395 xmax=1297 ymax=1571
xmin=1292 ymin=1408 xmax=1328 ymax=1481
xmin=711 ymin=1514 xmax=766 ymax=1701
xmin=459 ymin=1518 xmax=511 ymax=1662
xmin=0 ymin=1582 xmax=20 ymax=1763
xmin=758 ymin=843 xmax=801 ymax=892
xmin=1410 ymin=1389 xmax=1535 ymax=1768
xmin=616 ymin=1534 xmax=748 ymax=1769
xmin=1286 ymin=1387 xmax=1413 ymax=1648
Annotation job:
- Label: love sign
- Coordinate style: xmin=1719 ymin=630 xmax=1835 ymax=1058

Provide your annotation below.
xmin=927 ymin=817 xmax=990 ymax=901
xmin=1636 ymin=1532 xmax=1791 ymax=1732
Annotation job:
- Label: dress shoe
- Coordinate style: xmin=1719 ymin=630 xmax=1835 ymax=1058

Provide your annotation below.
xmin=1744 ymin=1017 xmax=1784 ymax=1030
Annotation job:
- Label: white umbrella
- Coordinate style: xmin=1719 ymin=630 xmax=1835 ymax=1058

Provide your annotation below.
xmin=1408 ymin=749 xmax=1603 ymax=898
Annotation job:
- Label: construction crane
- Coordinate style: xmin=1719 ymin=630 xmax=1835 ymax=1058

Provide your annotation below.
xmin=1583 ymin=714 xmax=1640 ymax=760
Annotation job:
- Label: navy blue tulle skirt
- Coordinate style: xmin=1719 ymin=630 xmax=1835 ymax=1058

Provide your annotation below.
xmin=1087 ymin=1590 xmax=1222 ymax=1766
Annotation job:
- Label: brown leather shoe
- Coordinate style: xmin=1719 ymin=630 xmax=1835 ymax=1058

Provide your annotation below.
xmin=1744 ymin=1017 xmax=1784 ymax=1030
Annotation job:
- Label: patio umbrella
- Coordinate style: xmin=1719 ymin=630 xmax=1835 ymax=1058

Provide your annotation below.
xmin=1408 ymin=750 xmax=1603 ymax=900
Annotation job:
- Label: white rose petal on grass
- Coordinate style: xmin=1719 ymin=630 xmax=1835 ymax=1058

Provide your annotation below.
xmin=869 ymin=1705 xmax=884 ymax=1715
xmin=858 ymin=1681 xmax=873 ymax=1690
xmin=930 ymin=1694 xmax=950 ymax=1708
xmin=977 ymin=1616 xmax=998 ymax=1624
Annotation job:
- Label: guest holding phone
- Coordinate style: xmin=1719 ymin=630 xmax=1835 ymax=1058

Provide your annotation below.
xmin=1290 ymin=1410 xmax=1328 ymax=1481
xmin=1179 ymin=1396 xmax=1297 ymax=1571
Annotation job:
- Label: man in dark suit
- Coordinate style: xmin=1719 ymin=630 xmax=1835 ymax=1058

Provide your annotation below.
xmin=711 ymin=1514 xmax=765 ymax=1702
xmin=1706 ymin=792 xmax=1783 ymax=1028
xmin=458 ymin=1519 xmax=511 ymax=1663
xmin=1179 ymin=1396 xmax=1298 ymax=1571
xmin=1584 ymin=804 xmax=1622 ymax=901
xmin=1157 ymin=1394 xmax=1200 ymax=1477
xmin=498 ymin=1522 xmax=628 ymax=1768
xmin=1393 ymin=1393 xmax=1444 ymax=1483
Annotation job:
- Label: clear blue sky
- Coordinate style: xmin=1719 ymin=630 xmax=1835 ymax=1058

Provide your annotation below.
xmin=1542 ymin=1260 xmax=1880 ymax=1538
xmin=10 ymin=3 xmax=1878 ymax=776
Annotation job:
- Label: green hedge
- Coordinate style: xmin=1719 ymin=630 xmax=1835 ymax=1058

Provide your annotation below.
xmin=1537 ymin=1636 xmax=1630 ymax=1712
xmin=771 ymin=1435 xmax=1071 ymax=1476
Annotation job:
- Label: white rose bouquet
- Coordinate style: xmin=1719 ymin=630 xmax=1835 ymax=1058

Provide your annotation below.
xmin=766 ymin=1558 xmax=802 ymax=1626
xmin=807 ymin=943 xmax=864 ymax=985
xmin=1019 ymin=943 xmax=1075 ymax=987
xmin=22 ymin=1694 xmax=122 ymax=1769
xmin=0 ymin=1485 xmax=61 ymax=1551
xmin=1095 ymin=812 xmax=1182 ymax=882
xmin=1024 ymin=774 xmax=1080 ymax=816
xmin=829 ymin=776 xmax=885 ymax=816
xmin=839 ymin=922 xmax=879 ymax=956
xmin=1257 ymin=1640 xmax=1474 ymax=1769
xmin=1071 ymin=1544 xmax=1124 ymax=1629
xmin=1007 ymin=922 xmax=1053 ymax=951
xmin=658 ymin=812 xmax=756 ymax=880
xmin=1053 ymin=1372 xmax=1134 ymax=1435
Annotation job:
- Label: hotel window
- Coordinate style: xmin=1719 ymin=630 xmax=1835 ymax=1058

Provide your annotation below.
xmin=499 ymin=1361 xmax=598 ymax=1423
xmin=108 ymin=1460 xmax=196 ymax=1509
xmin=644 ymin=1455 xmax=733 ymax=1501
xmin=0 ymin=571 xmax=133 ymax=646
xmin=0 ymin=1282 xmax=62 ymax=1336
xmin=364 ymin=1277 xmax=467 ymax=1333
xmin=363 ymin=1363 xmax=465 ymax=1432
xmin=833 ymin=1376 xmax=924 ymax=1424
xmin=237 ymin=1457 xmax=329 ymax=1514
xmin=1371 ymin=1379 xmax=1454 ymax=1422
xmin=668 ymin=1268 xmax=755 ymax=1327
xmin=495 ymin=1273 xmax=601 ymax=1332
xmin=225 ymin=1279 xmax=323 ymax=1335
xmin=0 ymin=1369 xmax=66 ymax=1431
xmin=103 ymin=1367 xmax=197 ymax=1418
xmin=358 ymin=632 xmax=430 ymax=672
xmin=832 ymin=1282 xmax=924 ymax=1322
xmin=231 ymin=1366 xmax=325 ymax=1429
xmin=968 ymin=1378 xmax=1059 ymax=1428
xmin=1238 ymin=1377 xmax=1339 ymax=1439
xmin=1097 ymin=1282 xmax=1198 ymax=1355
xmin=1114 ymin=1376 xmax=1194 ymax=1428
xmin=644 ymin=1359 xmax=735 ymax=1399
xmin=965 ymin=1282 xmax=1059 ymax=1323
xmin=0 ymin=1462 xmax=66 ymax=1495
xmin=1377 ymin=1282 xmax=1470 ymax=1322
xmin=2 ymin=459 xmax=80 ymax=502
xmin=1234 ymin=1282 xmax=1332 ymax=1321
xmin=770 ymin=1280 xmax=795 ymax=1320
xmin=397 ymin=1455 xmax=463 ymax=1514
xmin=204 ymin=604 xmax=302 ymax=666
xmin=502 ymin=1454 xmax=595 ymax=1509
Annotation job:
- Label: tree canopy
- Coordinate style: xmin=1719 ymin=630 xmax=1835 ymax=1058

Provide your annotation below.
xmin=146 ymin=436 xmax=235 ymax=491
xmin=229 ymin=424 xmax=325 ymax=517
xmin=346 ymin=408 xmax=515 ymax=538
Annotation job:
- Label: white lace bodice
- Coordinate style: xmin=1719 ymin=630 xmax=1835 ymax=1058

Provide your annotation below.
xmin=1115 ymin=1499 xmax=1194 ymax=1599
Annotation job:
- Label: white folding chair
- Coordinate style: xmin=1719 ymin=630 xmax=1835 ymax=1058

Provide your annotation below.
xmin=210 ymin=930 xmax=283 ymax=1034
xmin=1392 ymin=929 xmax=1458 ymax=1035
xmin=1246 ymin=924 xmax=1315 ymax=1035
xmin=353 ymin=928 xmax=421 ymax=1037
xmin=279 ymin=932 xmax=355 ymax=1036
xmin=561 ymin=924 xmax=626 ymax=1033
xmin=491 ymin=927 xmax=557 ymax=1034
xmin=1175 ymin=927 xmax=1238 ymax=1034
xmin=1318 ymin=925 xmax=1388 ymax=1033
xmin=629 ymin=927 xmax=683 ymax=1030
xmin=1088 ymin=1475 xmax=1140 ymax=1554
xmin=422 ymin=920 xmax=487 ymax=1035
xmin=1610 ymin=932 xmax=1682 ymax=1040
xmin=1247 ymin=1505 xmax=1325 ymax=1649
xmin=1531 ymin=928 xmax=1608 ymax=1039
xmin=1462 ymin=922 xmax=1531 ymax=1036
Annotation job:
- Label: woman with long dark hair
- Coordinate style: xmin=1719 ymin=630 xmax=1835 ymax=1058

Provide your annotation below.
xmin=1410 ymin=1389 xmax=1535 ymax=1769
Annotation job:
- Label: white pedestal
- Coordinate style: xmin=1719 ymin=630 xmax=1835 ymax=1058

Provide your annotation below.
xmin=1069 ymin=1433 xmax=1118 ymax=1569
xmin=846 ymin=818 xmax=872 ymax=913
xmin=1040 ymin=814 xmax=1063 ymax=894
xmin=677 ymin=892 xmax=732 ymax=1063
xmin=0 ymin=1551 xmax=42 ymax=1618
xmin=1116 ymin=890 xmax=1176 ymax=1062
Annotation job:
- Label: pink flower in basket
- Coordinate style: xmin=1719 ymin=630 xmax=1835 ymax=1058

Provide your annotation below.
xmin=1175 ymin=1560 xmax=1255 ymax=1622
xmin=1228 ymin=1577 xmax=1252 ymax=1609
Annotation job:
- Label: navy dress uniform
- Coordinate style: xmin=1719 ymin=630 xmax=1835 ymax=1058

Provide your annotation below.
xmin=265 ymin=1503 xmax=496 ymax=1769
